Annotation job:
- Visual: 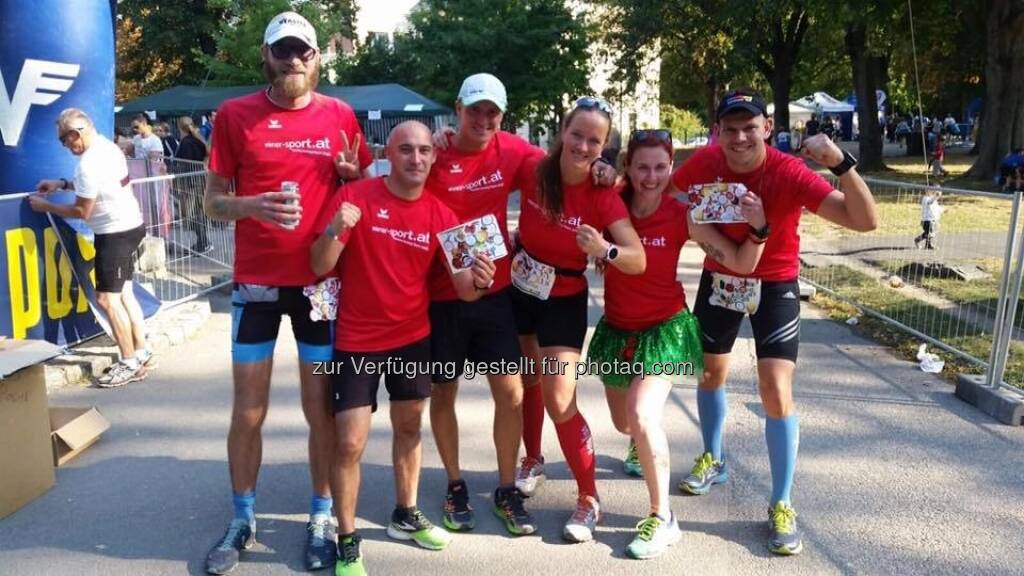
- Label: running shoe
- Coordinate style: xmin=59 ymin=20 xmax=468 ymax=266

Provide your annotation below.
xmin=386 ymin=507 xmax=453 ymax=550
xmin=442 ymin=479 xmax=475 ymax=531
xmin=136 ymin=348 xmax=157 ymax=368
xmin=625 ymin=513 xmax=683 ymax=559
xmin=97 ymin=361 xmax=147 ymax=388
xmin=768 ymin=501 xmax=803 ymax=555
xmin=205 ymin=518 xmax=255 ymax=575
xmin=335 ymin=534 xmax=366 ymax=576
xmin=562 ymin=496 xmax=601 ymax=543
xmin=678 ymin=452 xmax=728 ymax=495
xmin=305 ymin=515 xmax=337 ymax=570
xmin=623 ymin=440 xmax=643 ymax=477
xmin=515 ymin=456 xmax=546 ymax=497
xmin=493 ymin=487 xmax=537 ymax=536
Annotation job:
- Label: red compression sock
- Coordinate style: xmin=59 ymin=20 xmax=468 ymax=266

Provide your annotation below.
xmin=555 ymin=411 xmax=597 ymax=498
xmin=522 ymin=383 xmax=544 ymax=458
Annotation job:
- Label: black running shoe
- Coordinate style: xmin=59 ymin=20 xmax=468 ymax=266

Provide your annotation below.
xmin=304 ymin=515 xmax=336 ymax=570
xmin=442 ymin=480 xmax=475 ymax=531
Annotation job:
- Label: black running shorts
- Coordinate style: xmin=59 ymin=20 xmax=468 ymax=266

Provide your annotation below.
xmin=94 ymin=225 xmax=145 ymax=293
xmin=693 ymin=270 xmax=801 ymax=362
xmin=428 ymin=288 xmax=523 ymax=384
xmin=331 ymin=337 xmax=432 ymax=413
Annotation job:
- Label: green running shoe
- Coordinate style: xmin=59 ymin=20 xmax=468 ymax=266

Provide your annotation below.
xmin=623 ymin=440 xmax=643 ymax=477
xmin=678 ymin=452 xmax=728 ymax=495
xmin=493 ymin=487 xmax=537 ymax=536
xmin=768 ymin=501 xmax=803 ymax=556
xmin=442 ymin=479 xmax=475 ymax=531
xmin=386 ymin=507 xmax=453 ymax=550
xmin=335 ymin=534 xmax=366 ymax=576
xmin=625 ymin=513 xmax=682 ymax=560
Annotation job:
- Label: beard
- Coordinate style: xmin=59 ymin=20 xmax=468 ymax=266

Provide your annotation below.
xmin=263 ymin=58 xmax=320 ymax=99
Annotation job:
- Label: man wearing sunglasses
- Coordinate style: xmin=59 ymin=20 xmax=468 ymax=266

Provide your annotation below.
xmin=671 ymin=89 xmax=877 ymax=556
xmin=29 ymin=108 xmax=151 ymax=388
xmin=202 ymin=11 xmax=373 ymax=575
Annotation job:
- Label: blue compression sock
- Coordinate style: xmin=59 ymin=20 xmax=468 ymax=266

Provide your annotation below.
xmin=765 ymin=414 xmax=799 ymax=505
xmin=697 ymin=387 xmax=727 ymax=460
xmin=310 ymin=495 xmax=333 ymax=519
xmin=233 ymin=491 xmax=255 ymax=523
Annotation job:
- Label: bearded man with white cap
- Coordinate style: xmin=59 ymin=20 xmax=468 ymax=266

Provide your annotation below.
xmin=202 ymin=11 xmax=373 ymax=574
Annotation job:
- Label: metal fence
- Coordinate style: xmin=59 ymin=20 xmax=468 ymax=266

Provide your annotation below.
xmin=798 ymin=176 xmax=1024 ymax=396
xmin=127 ymin=158 xmax=233 ymax=305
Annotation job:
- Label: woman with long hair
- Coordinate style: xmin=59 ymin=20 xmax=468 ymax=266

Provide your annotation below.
xmin=587 ymin=129 xmax=767 ymax=558
xmin=512 ymin=97 xmax=645 ymax=543
xmin=175 ymin=116 xmax=212 ymax=253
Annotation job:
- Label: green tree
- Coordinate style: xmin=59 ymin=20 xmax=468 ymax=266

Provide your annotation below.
xmin=116 ymin=0 xmax=225 ymax=100
xmin=659 ymin=105 xmax=707 ymax=142
xmin=332 ymin=33 xmax=415 ymax=87
xmin=398 ymin=0 xmax=590 ymax=130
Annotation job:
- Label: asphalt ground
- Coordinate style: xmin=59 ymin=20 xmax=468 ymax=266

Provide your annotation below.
xmin=2 ymin=245 xmax=1023 ymax=575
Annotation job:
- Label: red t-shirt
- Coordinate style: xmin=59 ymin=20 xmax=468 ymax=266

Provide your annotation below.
xmin=426 ymin=132 xmax=544 ymax=301
xmin=209 ymin=91 xmax=373 ymax=286
xmin=518 ymin=156 xmax=630 ymax=297
xmin=672 ymin=145 xmax=833 ymax=281
xmin=604 ymin=194 xmax=689 ymax=331
xmin=315 ymin=177 xmax=458 ymax=353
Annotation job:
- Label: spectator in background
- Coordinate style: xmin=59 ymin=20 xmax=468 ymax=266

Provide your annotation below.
xmin=200 ymin=110 xmax=217 ymax=143
xmin=914 ymin=187 xmax=943 ymax=250
xmin=29 ymin=108 xmax=153 ymax=387
xmin=929 ymin=137 xmax=948 ymax=178
xmin=175 ymin=117 xmax=211 ymax=254
xmin=1000 ymin=149 xmax=1024 ymax=192
xmin=895 ymin=118 xmax=911 ymax=149
xmin=157 ymin=121 xmax=179 ymax=159
xmin=115 ymin=126 xmax=135 ymax=158
xmin=131 ymin=114 xmax=163 ymax=160
xmin=804 ymin=114 xmax=820 ymax=137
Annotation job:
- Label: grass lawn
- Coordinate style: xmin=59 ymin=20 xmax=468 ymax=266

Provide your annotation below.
xmin=803 ymin=264 xmax=1024 ymax=390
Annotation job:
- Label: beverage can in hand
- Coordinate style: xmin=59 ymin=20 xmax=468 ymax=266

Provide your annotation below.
xmin=281 ymin=181 xmax=300 ymax=230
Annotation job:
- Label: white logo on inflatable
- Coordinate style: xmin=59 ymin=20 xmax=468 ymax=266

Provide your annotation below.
xmin=0 ymin=59 xmax=80 ymax=147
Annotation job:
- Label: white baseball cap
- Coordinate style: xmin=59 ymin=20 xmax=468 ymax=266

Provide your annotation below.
xmin=264 ymin=11 xmax=318 ymax=49
xmin=457 ymin=73 xmax=507 ymax=112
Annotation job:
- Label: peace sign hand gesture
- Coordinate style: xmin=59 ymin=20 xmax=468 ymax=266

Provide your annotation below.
xmin=335 ymin=130 xmax=363 ymax=180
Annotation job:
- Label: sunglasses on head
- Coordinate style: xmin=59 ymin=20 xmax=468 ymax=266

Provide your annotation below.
xmin=573 ymin=96 xmax=614 ymax=116
xmin=269 ymin=41 xmax=317 ymax=62
xmin=631 ymin=129 xmax=672 ymax=144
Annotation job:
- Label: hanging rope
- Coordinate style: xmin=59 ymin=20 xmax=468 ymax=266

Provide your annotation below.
xmin=907 ymin=0 xmax=932 ymax=185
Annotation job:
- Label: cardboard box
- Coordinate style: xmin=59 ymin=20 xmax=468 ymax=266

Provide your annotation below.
xmin=0 ymin=339 xmax=61 ymax=519
xmin=49 ymin=406 xmax=110 ymax=466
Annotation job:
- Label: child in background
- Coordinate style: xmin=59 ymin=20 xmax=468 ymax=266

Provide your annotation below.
xmin=930 ymin=138 xmax=948 ymax=178
xmin=915 ymin=187 xmax=943 ymax=250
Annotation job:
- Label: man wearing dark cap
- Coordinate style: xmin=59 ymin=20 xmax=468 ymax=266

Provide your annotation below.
xmin=673 ymin=89 xmax=877 ymax=556
xmin=202 ymin=10 xmax=372 ymax=574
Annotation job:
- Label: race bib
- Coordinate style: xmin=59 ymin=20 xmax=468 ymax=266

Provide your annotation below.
xmin=511 ymin=250 xmax=556 ymax=300
xmin=688 ymin=182 xmax=749 ymax=224
xmin=303 ymin=278 xmax=340 ymax=322
xmin=709 ymin=273 xmax=761 ymax=315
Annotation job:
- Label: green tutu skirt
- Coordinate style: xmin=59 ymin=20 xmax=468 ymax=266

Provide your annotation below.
xmin=586 ymin=310 xmax=704 ymax=388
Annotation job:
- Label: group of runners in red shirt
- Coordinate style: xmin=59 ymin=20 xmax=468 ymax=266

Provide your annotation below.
xmin=201 ymin=12 xmax=878 ymax=576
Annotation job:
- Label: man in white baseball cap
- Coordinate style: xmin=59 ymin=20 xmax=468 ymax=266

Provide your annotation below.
xmin=264 ymin=10 xmax=318 ymax=48
xmin=425 ymin=72 xmax=545 ymax=538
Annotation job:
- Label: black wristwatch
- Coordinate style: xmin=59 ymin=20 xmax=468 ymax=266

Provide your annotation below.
xmin=60 ymin=178 xmax=69 ymax=190
xmin=748 ymin=223 xmax=770 ymax=240
xmin=829 ymin=150 xmax=858 ymax=176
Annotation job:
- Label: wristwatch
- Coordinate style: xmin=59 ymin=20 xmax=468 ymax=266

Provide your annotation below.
xmin=604 ymin=244 xmax=620 ymax=261
xmin=829 ymin=150 xmax=858 ymax=176
xmin=60 ymin=178 xmax=69 ymax=190
xmin=324 ymin=223 xmax=341 ymax=242
xmin=748 ymin=223 xmax=770 ymax=244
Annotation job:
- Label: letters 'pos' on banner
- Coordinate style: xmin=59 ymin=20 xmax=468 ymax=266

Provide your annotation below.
xmin=1 ymin=1 xmax=157 ymax=344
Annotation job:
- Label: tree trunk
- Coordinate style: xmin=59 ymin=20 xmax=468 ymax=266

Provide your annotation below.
xmin=845 ymin=23 xmax=885 ymax=171
xmin=966 ymin=0 xmax=1024 ymax=180
xmin=771 ymin=60 xmax=793 ymax=134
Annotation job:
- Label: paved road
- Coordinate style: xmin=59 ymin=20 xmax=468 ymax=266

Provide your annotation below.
xmin=2 ymin=247 xmax=1023 ymax=575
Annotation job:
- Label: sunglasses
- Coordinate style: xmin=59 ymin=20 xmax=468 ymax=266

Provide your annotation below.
xmin=269 ymin=41 xmax=317 ymax=62
xmin=631 ymin=129 xmax=672 ymax=144
xmin=58 ymin=126 xmax=86 ymax=145
xmin=574 ymin=96 xmax=614 ymax=116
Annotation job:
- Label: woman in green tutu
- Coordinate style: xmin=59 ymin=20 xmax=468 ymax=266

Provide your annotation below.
xmin=588 ymin=129 xmax=768 ymax=559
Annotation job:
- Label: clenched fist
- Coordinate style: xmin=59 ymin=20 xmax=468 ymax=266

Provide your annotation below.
xmin=331 ymin=201 xmax=361 ymax=234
